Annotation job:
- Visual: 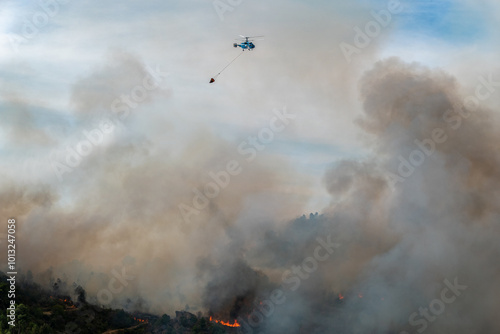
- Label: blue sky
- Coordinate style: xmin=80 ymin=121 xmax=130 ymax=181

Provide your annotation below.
xmin=397 ymin=0 xmax=487 ymax=44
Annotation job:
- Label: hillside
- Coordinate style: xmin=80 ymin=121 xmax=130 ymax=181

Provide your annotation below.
xmin=0 ymin=273 xmax=234 ymax=334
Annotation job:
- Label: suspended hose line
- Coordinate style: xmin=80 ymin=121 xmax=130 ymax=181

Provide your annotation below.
xmin=209 ymin=51 xmax=244 ymax=83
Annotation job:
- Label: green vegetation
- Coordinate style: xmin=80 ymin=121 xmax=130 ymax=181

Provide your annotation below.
xmin=0 ymin=273 xmax=236 ymax=334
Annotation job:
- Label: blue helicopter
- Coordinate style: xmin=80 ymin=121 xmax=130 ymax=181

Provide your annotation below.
xmin=233 ymin=35 xmax=263 ymax=51
xmin=209 ymin=35 xmax=263 ymax=83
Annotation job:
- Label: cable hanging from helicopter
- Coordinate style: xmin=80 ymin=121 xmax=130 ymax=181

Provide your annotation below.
xmin=209 ymin=35 xmax=264 ymax=84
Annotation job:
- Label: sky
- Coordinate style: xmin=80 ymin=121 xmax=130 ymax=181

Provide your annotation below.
xmin=0 ymin=0 xmax=494 ymax=212
xmin=1 ymin=0 xmax=500 ymax=331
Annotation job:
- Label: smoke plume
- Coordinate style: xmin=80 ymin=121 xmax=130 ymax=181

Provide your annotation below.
xmin=2 ymin=55 xmax=500 ymax=333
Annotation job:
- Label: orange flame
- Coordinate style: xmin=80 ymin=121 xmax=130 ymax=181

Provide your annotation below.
xmin=50 ymin=296 xmax=72 ymax=304
xmin=210 ymin=316 xmax=241 ymax=327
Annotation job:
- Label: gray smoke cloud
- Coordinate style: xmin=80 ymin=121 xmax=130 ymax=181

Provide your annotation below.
xmin=189 ymin=58 xmax=500 ymax=333
xmin=0 ymin=48 xmax=306 ymax=314
xmin=1 ymin=11 xmax=499 ymax=333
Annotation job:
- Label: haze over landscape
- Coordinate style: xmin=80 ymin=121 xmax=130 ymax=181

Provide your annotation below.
xmin=1 ymin=0 xmax=500 ymax=333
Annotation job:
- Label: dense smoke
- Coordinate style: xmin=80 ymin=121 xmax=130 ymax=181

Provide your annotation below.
xmin=191 ymin=58 xmax=500 ymax=333
xmin=2 ymin=55 xmax=499 ymax=333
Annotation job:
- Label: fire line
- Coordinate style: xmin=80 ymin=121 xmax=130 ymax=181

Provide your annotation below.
xmin=210 ymin=316 xmax=241 ymax=327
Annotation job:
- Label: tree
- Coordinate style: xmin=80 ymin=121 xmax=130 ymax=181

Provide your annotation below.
xmin=109 ymin=309 xmax=133 ymax=328
xmin=74 ymin=285 xmax=86 ymax=304
xmin=29 ymin=323 xmax=39 ymax=334
xmin=51 ymin=305 xmax=65 ymax=318
xmin=154 ymin=314 xmax=171 ymax=327
xmin=39 ymin=323 xmax=53 ymax=334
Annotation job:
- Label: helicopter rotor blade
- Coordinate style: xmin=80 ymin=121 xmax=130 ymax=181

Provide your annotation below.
xmin=235 ymin=38 xmax=264 ymax=42
xmin=237 ymin=35 xmax=264 ymax=39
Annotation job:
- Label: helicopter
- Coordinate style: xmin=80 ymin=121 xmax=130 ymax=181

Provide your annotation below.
xmin=233 ymin=35 xmax=263 ymax=51
xmin=209 ymin=35 xmax=264 ymax=83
